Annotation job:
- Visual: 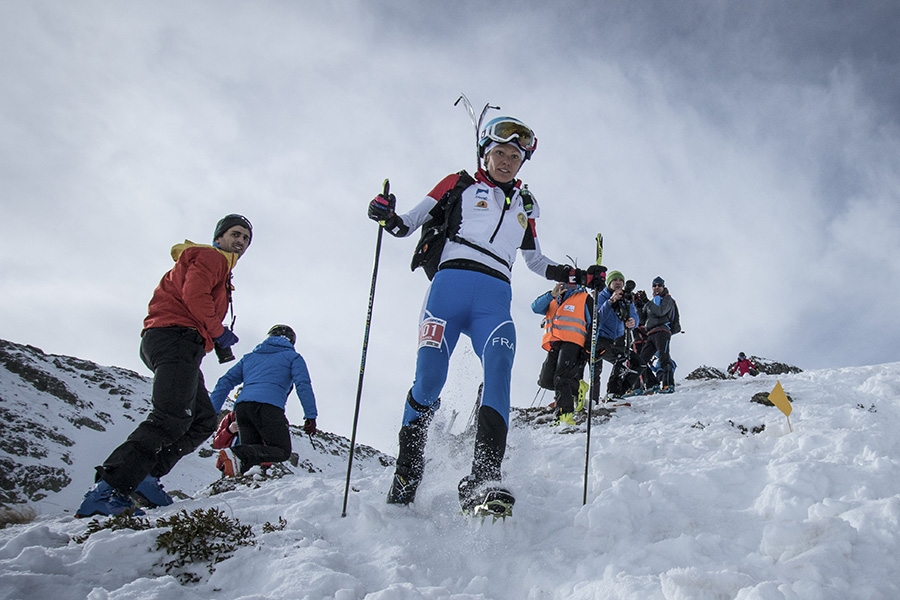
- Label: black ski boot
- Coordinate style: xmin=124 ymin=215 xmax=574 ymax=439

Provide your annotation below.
xmin=387 ymin=471 xmax=421 ymax=505
xmin=458 ymin=405 xmax=514 ymax=518
xmin=458 ymin=475 xmax=515 ymax=519
xmin=386 ymin=391 xmax=435 ymax=505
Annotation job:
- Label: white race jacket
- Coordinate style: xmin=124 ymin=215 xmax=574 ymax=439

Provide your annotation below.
xmin=398 ymin=170 xmax=557 ymax=281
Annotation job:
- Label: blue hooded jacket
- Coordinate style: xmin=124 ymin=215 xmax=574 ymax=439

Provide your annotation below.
xmin=210 ymin=335 xmax=317 ymax=419
xmin=595 ymin=286 xmax=640 ymax=341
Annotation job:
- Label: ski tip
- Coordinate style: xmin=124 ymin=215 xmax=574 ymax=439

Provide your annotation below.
xmin=382 ymin=178 xmax=390 ymax=196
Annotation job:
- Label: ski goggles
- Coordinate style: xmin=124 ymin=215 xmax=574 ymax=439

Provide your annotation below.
xmin=481 ymin=120 xmax=538 ymax=153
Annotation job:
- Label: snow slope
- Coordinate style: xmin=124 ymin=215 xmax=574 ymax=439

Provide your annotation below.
xmin=2 ymin=354 xmax=899 ymax=599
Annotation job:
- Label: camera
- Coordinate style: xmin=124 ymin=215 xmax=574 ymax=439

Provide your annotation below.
xmin=614 ymin=280 xmax=637 ymax=323
xmin=622 ymin=279 xmax=636 ymax=303
xmin=214 ymin=342 xmax=235 ymax=364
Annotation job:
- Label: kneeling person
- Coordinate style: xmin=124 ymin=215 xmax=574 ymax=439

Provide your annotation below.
xmin=210 ymin=325 xmax=318 ymax=476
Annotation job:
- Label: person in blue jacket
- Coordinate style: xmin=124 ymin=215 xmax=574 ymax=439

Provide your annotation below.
xmin=591 ymin=270 xmax=641 ymax=398
xmin=210 ymin=325 xmax=318 ymax=477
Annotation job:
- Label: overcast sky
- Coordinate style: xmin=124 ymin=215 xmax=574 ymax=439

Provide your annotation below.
xmin=3 ymin=1 xmax=899 ymax=453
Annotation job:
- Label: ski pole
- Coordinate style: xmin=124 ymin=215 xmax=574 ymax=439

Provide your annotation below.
xmin=463 ymin=382 xmax=484 ymax=434
xmin=583 ymin=233 xmax=602 ymax=506
xmin=530 ymin=386 xmax=546 ymax=408
xmin=341 ymin=179 xmax=389 ymax=518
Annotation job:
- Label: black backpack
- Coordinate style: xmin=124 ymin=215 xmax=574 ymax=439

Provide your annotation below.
xmin=669 ymin=298 xmax=682 ymax=334
xmin=410 ymin=171 xmax=537 ymax=280
xmin=608 ymin=349 xmax=642 ymax=397
xmin=410 ymin=170 xmax=475 ymax=280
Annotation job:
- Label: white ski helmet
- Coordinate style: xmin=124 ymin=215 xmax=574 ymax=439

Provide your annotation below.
xmin=478 ymin=116 xmax=537 ymax=160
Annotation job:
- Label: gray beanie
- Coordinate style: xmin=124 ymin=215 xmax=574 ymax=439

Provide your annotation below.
xmin=214 ymin=214 xmax=253 ymax=242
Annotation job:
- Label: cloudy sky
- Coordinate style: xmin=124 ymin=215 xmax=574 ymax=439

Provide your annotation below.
xmin=3 ymin=1 xmax=899 ymax=452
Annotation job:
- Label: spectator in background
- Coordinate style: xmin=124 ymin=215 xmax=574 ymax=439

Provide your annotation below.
xmin=728 ymin=352 xmax=759 ymax=377
xmin=532 ymin=280 xmax=593 ymax=427
xmin=210 ymin=324 xmax=318 ymax=477
xmin=75 ymin=214 xmax=252 ymax=517
xmin=640 ymin=276 xmax=677 ymax=394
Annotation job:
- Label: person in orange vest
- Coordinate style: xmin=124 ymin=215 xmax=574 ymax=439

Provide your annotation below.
xmin=532 ymin=280 xmax=593 ymax=426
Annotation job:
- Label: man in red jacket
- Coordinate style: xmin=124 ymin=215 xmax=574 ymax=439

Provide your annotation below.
xmin=76 ymin=214 xmax=252 ymax=517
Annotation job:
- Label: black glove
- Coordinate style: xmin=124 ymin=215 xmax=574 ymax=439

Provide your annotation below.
xmin=303 ymin=418 xmax=317 ymax=436
xmin=368 ymin=193 xmax=396 ymax=222
xmin=586 ymin=265 xmax=607 ymax=290
xmin=545 ymin=264 xmax=575 ymax=283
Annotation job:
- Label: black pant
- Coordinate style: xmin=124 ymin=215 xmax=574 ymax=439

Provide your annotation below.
xmin=640 ymin=329 xmax=673 ymax=387
xmin=538 ymin=341 xmax=586 ymax=413
xmin=232 ymin=401 xmax=292 ymax=468
xmin=590 ymin=336 xmax=626 ymax=395
xmin=99 ymin=327 xmax=217 ymax=494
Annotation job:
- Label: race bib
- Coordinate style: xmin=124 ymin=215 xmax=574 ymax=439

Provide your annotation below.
xmin=418 ymin=317 xmax=447 ymax=349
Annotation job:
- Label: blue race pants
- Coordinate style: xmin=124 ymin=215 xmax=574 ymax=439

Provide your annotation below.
xmin=405 ymin=268 xmax=515 ymax=426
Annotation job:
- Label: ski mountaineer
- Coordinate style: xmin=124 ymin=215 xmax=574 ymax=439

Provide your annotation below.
xmin=210 ymin=324 xmax=318 ymax=477
xmin=531 ymin=280 xmax=593 ymax=427
xmin=75 ymin=214 xmax=251 ymax=518
xmin=367 ymin=116 xmax=606 ymax=516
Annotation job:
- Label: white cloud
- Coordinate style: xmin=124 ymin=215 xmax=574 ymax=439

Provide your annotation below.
xmin=2 ymin=1 xmax=899 ymax=452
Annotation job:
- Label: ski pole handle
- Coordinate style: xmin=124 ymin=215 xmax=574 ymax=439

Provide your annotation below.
xmin=376 ymin=179 xmax=391 ymax=227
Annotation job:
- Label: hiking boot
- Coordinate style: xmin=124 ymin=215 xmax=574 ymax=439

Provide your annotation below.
xmin=622 ymin=388 xmax=643 ymax=398
xmin=75 ymin=480 xmax=145 ymax=518
xmin=216 ymin=449 xmax=242 ymax=477
xmin=660 ymin=384 xmax=675 ymax=394
xmin=551 ymin=412 xmax=576 ymax=427
xmin=132 ymin=475 xmax=174 ymax=508
xmin=643 ymin=385 xmax=659 ymax=396
xmin=386 ymin=472 xmax=421 ymax=505
xmin=574 ymin=380 xmax=589 ymax=413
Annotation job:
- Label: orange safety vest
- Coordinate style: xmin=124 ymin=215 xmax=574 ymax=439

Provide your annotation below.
xmin=541 ymin=292 xmax=589 ymax=350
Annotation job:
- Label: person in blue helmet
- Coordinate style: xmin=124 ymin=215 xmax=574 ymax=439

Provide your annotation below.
xmin=209 ymin=325 xmax=318 ymax=477
xmin=368 ymin=115 xmax=605 ymax=515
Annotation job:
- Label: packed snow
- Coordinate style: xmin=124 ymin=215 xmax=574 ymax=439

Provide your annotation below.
xmin=2 ymin=362 xmax=900 ymax=599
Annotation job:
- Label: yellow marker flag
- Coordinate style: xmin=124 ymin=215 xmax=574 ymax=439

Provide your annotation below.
xmin=769 ymin=381 xmax=794 ymax=432
xmin=768 ymin=381 xmax=792 ymax=417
